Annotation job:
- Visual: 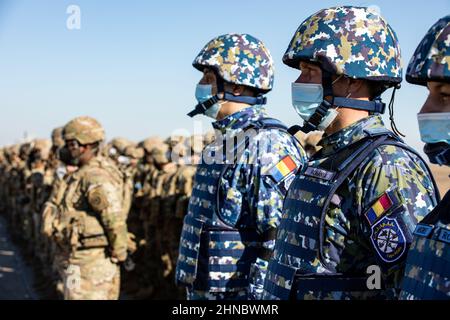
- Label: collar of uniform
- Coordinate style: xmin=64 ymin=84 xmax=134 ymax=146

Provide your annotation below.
xmin=211 ymin=105 xmax=267 ymax=134
xmin=318 ymin=115 xmax=385 ymax=156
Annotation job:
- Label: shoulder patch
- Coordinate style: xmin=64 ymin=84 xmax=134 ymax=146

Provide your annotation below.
xmin=370 ymin=216 xmax=407 ymax=263
xmin=364 ymin=189 xmax=403 ymax=226
xmin=265 ymin=155 xmax=298 ymax=184
xmin=88 ymin=186 xmax=109 ymax=212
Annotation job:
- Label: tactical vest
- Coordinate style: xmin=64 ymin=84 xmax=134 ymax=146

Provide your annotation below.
xmin=400 ymin=190 xmax=450 ymax=300
xmin=175 ymin=118 xmax=291 ymax=293
xmin=263 ymin=129 xmax=439 ymax=300
xmin=55 ymin=157 xmax=124 ymax=252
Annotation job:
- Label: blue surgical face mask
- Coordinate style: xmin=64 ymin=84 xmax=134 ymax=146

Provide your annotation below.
xmin=291 ymin=82 xmax=339 ymax=130
xmin=195 ymin=84 xmax=221 ymax=120
xmin=417 ymin=112 xmax=450 ymax=144
xmin=292 ymin=82 xmax=323 ymax=120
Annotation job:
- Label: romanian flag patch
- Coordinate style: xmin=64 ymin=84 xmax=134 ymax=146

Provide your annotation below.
xmin=365 ymin=192 xmax=394 ymax=226
xmin=266 ymin=156 xmax=297 ymax=183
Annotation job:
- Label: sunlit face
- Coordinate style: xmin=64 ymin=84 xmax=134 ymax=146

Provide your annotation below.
xmin=295 ymin=61 xmax=322 ymax=84
xmin=420 ymin=82 xmax=450 ymax=114
xmin=198 ymin=67 xmax=218 ymax=95
xmin=295 ymin=61 xmax=350 ymax=97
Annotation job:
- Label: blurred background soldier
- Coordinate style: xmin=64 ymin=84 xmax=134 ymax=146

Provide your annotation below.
xmin=41 ymin=126 xmax=75 ymax=298
xmin=16 ymin=142 xmax=33 ymax=243
xmin=26 ymin=139 xmax=53 ymax=291
xmin=50 ymin=116 xmax=128 ymax=300
xmin=400 ymin=15 xmax=450 ymax=300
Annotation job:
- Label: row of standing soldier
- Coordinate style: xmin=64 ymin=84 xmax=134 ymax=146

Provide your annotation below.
xmin=0 ymin=124 xmax=323 ymax=299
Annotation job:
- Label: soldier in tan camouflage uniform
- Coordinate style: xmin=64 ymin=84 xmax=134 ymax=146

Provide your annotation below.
xmin=39 ymin=127 xmax=71 ymax=297
xmin=161 ymin=135 xmax=200 ymax=299
xmin=0 ymin=148 xmax=7 ymax=215
xmin=50 ymin=116 xmax=128 ymax=300
xmin=134 ymin=139 xmax=181 ymax=299
xmin=24 ymin=139 xmax=54 ymax=291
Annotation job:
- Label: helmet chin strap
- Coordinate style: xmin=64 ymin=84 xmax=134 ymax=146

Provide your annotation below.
xmin=424 ymin=142 xmax=450 ymax=166
xmin=289 ymin=71 xmax=388 ymax=135
xmin=292 ymin=70 xmax=334 ymax=134
xmin=187 ymin=76 xmax=267 ymax=118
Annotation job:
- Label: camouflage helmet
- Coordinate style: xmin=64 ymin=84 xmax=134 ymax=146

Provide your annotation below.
xmin=111 ymin=137 xmax=134 ymax=155
xmin=151 ymin=142 xmax=170 ymax=165
xmin=189 ymin=134 xmax=204 ymax=154
xmin=283 ymin=6 xmax=402 ymax=86
xmin=141 ymin=136 xmax=164 ymax=153
xmin=63 ymin=116 xmax=105 ymax=145
xmin=124 ymin=145 xmax=144 ymax=159
xmin=51 ymin=127 xmax=65 ymax=148
xmin=19 ymin=142 xmax=32 ymax=160
xmin=406 ymin=15 xmax=450 ymax=86
xmin=193 ymin=33 xmax=275 ymax=92
xmin=32 ymin=139 xmax=52 ymax=160
xmin=165 ymin=135 xmax=186 ymax=149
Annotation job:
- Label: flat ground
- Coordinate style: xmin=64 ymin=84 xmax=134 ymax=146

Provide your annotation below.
xmin=0 ymin=215 xmax=38 ymax=300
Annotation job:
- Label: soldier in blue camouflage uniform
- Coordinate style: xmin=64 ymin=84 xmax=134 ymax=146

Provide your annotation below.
xmin=175 ymin=33 xmax=307 ymax=300
xmin=400 ymin=16 xmax=450 ymax=300
xmin=262 ymin=6 xmax=440 ymax=300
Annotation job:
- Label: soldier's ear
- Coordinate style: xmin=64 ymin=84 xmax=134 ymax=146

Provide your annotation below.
xmin=348 ymin=79 xmax=366 ymax=96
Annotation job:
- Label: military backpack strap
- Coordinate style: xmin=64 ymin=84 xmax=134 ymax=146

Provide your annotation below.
xmin=214 ymin=117 xmax=290 ymax=226
xmin=315 ymin=133 xmax=395 ymax=269
xmin=314 ymin=129 xmax=440 ymax=270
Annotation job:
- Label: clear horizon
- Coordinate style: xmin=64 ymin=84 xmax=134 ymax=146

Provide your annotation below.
xmin=0 ymin=0 xmax=448 ymax=157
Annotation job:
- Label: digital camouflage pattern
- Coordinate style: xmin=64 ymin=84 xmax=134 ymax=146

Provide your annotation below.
xmin=406 ymin=15 xmax=450 ymax=85
xmin=263 ymin=115 xmax=438 ymax=300
xmin=399 ymin=15 xmax=450 ymax=300
xmin=283 ymin=6 xmax=402 ymax=84
xmin=193 ymin=33 xmax=275 ymax=92
xmin=179 ymin=105 xmax=307 ymax=300
xmin=399 ymin=191 xmax=450 ymax=300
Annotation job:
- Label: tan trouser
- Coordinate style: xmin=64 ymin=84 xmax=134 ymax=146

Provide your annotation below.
xmin=62 ymin=248 xmax=120 ymax=300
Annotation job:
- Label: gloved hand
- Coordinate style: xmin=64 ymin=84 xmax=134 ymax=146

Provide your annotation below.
xmin=111 ymin=250 xmax=128 ymax=264
xmin=127 ymin=232 xmax=137 ymax=254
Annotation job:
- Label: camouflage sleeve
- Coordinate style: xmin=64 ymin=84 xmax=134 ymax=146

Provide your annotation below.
xmin=247 ymin=129 xmax=307 ymax=300
xmin=85 ymin=171 xmax=128 ymax=262
xmin=355 ymin=145 xmax=438 ymax=278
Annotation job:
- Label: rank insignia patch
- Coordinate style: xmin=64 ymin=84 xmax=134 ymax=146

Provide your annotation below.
xmin=370 ymin=217 xmax=407 ymax=263
xmin=266 ymin=156 xmax=297 ymax=183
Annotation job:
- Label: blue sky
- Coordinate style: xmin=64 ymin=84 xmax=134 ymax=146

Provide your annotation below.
xmin=0 ymin=0 xmax=448 ymax=153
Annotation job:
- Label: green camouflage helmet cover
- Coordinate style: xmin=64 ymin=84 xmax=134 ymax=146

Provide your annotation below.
xmin=407 ymin=15 xmax=450 ymax=85
xmin=51 ymin=127 xmax=65 ymax=148
xmin=63 ymin=116 xmax=105 ymax=145
xmin=283 ymin=6 xmax=403 ymax=85
xmin=193 ymin=33 xmax=275 ymax=92
xmin=110 ymin=137 xmax=134 ymax=155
